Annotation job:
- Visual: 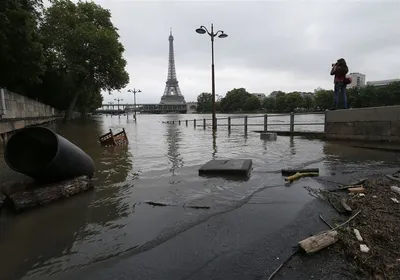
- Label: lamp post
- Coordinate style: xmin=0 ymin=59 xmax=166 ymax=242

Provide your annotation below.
xmin=114 ymin=98 xmax=123 ymax=117
xmin=196 ymin=23 xmax=228 ymax=131
xmin=128 ymin=88 xmax=141 ymax=121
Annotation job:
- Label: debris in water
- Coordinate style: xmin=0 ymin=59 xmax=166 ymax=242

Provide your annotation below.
xmin=144 ymin=201 xmax=211 ymax=210
xmin=284 ymin=172 xmax=319 ymax=182
xmin=144 ymin=201 xmax=170 ymax=207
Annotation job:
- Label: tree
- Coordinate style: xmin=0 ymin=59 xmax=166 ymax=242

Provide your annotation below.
xmin=263 ymin=97 xmax=276 ymax=112
xmin=285 ymin=92 xmax=304 ymax=112
xmin=275 ymin=93 xmax=287 ymax=112
xmin=0 ymin=0 xmax=46 ymax=92
xmin=196 ymin=92 xmax=212 ymax=113
xmin=314 ymin=89 xmax=334 ymax=110
xmin=39 ymin=0 xmax=129 ymax=119
xmin=220 ymin=88 xmax=251 ymax=112
xmin=303 ymin=95 xmax=315 ymax=111
xmin=243 ymin=95 xmax=261 ymax=111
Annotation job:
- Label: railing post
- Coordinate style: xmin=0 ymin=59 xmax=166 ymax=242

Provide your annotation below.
xmin=228 ymin=117 xmax=231 ymax=132
xmin=172 ymin=120 xmax=175 ymax=124
xmin=264 ymin=114 xmax=268 ymax=131
xmin=179 ymin=120 xmax=181 ymax=125
xmin=186 ymin=119 xmax=188 ymax=126
xmin=194 ymin=119 xmax=196 ymax=128
xmin=203 ymin=118 xmax=206 ymax=129
xmin=290 ymin=112 xmax=294 ymax=132
xmin=244 ymin=116 xmax=248 ymax=134
xmin=324 ymin=110 xmax=327 ymax=132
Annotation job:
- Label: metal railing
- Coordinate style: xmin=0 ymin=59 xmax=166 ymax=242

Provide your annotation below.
xmin=163 ymin=111 xmax=327 ymax=133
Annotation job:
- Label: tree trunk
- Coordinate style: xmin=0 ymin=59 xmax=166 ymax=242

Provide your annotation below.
xmin=8 ymin=176 xmax=93 ymax=212
xmin=298 ymin=230 xmax=339 ymax=254
xmin=64 ymin=91 xmax=81 ymax=122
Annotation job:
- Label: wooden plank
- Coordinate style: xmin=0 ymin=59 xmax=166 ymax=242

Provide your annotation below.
xmin=298 ymin=230 xmax=339 ymax=254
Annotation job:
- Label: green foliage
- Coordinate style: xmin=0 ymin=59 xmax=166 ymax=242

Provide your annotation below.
xmin=1 ymin=0 xmax=129 ymax=116
xmin=196 ymin=92 xmax=212 ymax=112
xmin=243 ymin=95 xmax=261 ymax=111
xmin=314 ymin=89 xmax=333 ymax=110
xmin=0 ymin=0 xmax=46 ymax=91
xmin=220 ymin=88 xmax=251 ymax=112
xmin=303 ymin=95 xmax=315 ymax=110
xmin=263 ymin=97 xmax=276 ymax=112
xmin=285 ymin=92 xmax=304 ymax=112
xmin=38 ymin=0 xmax=129 ymax=117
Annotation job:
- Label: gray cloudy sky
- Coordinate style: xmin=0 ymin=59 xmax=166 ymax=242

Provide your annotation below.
xmin=93 ymin=0 xmax=400 ymax=104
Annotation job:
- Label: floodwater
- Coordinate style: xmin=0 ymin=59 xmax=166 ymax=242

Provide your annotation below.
xmin=0 ymin=113 xmax=399 ymax=280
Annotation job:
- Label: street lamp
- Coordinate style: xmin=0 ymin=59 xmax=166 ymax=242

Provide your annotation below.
xmin=128 ymin=88 xmax=141 ymax=121
xmin=196 ymin=24 xmax=228 ymax=130
xmin=114 ymin=98 xmax=123 ymax=115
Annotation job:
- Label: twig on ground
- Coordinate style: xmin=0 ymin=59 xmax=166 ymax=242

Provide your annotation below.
xmin=332 ymin=210 xmax=361 ymax=231
xmin=319 ymin=214 xmax=334 ymax=229
xmin=266 ymin=249 xmax=298 ymax=280
xmin=385 ymin=174 xmax=400 ymax=183
xmin=336 ymin=178 xmax=368 ymax=190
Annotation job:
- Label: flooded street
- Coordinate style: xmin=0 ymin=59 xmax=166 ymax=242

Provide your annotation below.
xmin=0 ymin=114 xmax=399 ymax=280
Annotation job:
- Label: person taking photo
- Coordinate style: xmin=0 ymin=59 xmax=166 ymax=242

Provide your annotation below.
xmin=330 ymin=58 xmax=350 ymax=109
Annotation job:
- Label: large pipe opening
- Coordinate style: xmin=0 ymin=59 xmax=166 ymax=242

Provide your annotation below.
xmin=5 ymin=127 xmax=58 ymax=174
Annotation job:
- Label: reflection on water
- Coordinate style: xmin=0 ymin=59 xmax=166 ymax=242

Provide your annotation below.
xmin=0 ymin=113 xmax=399 ymax=279
xmin=164 ymin=116 xmax=183 ymax=175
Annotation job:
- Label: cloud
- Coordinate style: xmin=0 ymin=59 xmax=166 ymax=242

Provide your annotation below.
xmin=89 ymin=0 xmax=400 ymax=104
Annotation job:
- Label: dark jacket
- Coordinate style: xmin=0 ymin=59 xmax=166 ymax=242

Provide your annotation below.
xmin=330 ymin=65 xmax=349 ymax=83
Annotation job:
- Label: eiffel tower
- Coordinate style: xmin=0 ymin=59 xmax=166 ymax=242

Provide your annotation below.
xmin=160 ymin=29 xmax=186 ymax=105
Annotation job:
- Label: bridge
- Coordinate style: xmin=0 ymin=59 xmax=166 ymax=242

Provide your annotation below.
xmin=95 ymin=102 xmax=198 ymax=115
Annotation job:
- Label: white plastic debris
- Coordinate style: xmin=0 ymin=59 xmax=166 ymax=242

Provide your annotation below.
xmin=353 ymin=229 xmax=363 ymax=242
xmin=372 ymin=195 xmax=377 ymax=198
xmin=360 ymin=244 xmax=370 ymax=253
xmin=391 ymin=198 xmax=399 ymax=203
xmin=358 ymin=193 xmax=365 ymax=197
xmin=391 ymin=186 xmax=400 ymax=196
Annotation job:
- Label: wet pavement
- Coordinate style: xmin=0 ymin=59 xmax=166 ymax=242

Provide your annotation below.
xmin=0 ymin=114 xmax=399 ymax=280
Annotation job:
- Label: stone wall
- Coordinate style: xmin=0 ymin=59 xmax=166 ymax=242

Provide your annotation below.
xmin=0 ymin=88 xmax=62 ymax=138
xmin=325 ymin=106 xmax=400 ymax=142
xmin=0 ymin=88 xmax=60 ymax=119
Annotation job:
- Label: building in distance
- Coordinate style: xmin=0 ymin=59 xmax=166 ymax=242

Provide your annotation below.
xmin=347 ymin=72 xmax=366 ymax=88
xmin=366 ymin=78 xmax=400 ymax=87
xmin=252 ymin=93 xmax=266 ymax=101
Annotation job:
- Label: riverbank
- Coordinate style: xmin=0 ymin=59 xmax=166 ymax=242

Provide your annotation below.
xmin=275 ymin=171 xmax=400 ymax=280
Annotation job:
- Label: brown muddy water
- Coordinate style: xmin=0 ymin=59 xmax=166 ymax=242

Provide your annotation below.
xmin=0 ymin=113 xmax=399 ymax=280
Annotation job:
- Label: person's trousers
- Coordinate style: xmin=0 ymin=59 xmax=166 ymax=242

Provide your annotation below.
xmin=334 ymin=82 xmax=347 ymax=109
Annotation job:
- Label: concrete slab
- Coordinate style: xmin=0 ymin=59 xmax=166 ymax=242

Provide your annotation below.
xmin=260 ymin=132 xmax=277 ymax=141
xmin=199 ymin=159 xmax=252 ymax=177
